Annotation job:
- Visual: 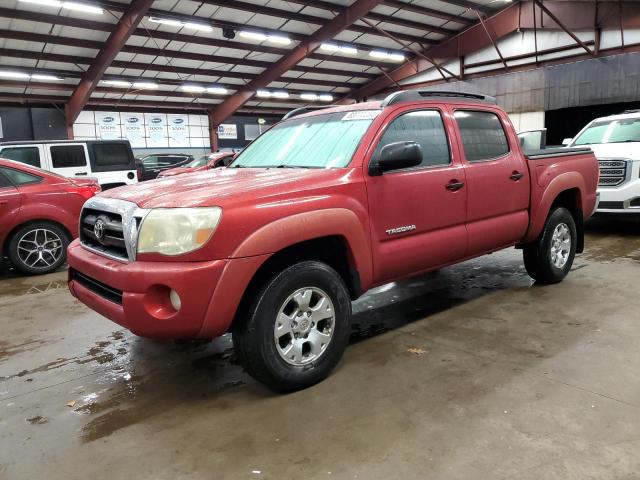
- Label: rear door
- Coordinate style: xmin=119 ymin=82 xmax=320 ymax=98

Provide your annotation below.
xmin=365 ymin=107 xmax=468 ymax=283
xmin=0 ymin=145 xmax=44 ymax=169
xmin=451 ymin=108 xmax=530 ymax=255
xmin=45 ymin=143 xmax=90 ymax=178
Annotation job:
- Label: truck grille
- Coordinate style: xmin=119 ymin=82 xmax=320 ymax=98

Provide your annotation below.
xmin=598 ymin=159 xmax=628 ymax=187
xmin=80 ymin=208 xmax=128 ymax=260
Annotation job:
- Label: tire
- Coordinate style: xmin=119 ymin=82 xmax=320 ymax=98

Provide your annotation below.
xmin=233 ymin=261 xmax=352 ymax=392
xmin=8 ymin=222 xmax=70 ymax=275
xmin=523 ymin=207 xmax=577 ymax=284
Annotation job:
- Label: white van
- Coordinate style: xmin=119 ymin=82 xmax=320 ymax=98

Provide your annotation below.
xmin=0 ymin=140 xmax=139 ymax=190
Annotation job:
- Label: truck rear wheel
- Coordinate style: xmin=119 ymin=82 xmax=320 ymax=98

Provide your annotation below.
xmin=523 ymin=207 xmax=577 ymax=284
xmin=233 ymin=261 xmax=352 ymax=392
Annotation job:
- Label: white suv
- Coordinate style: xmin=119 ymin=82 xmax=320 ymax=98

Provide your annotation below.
xmin=0 ymin=140 xmax=138 ymax=190
xmin=567 ymin=111 xmax=640 ymax=214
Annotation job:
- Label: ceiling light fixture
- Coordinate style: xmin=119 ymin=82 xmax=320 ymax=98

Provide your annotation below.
xmin=0 ymin=71 xmax=32 ymax=79
xmin=369 ymin=50 xmax=405 ymax=62
xmin=181 ymin=85 xmax=206 ymax=93
xmin=272 ymin=91 xmax=289 ymax=99
xmin=256 ymin=89 xmax=271 ymax=98
xmin=184 ymin=22 xmax=213 ymax=32
xmin=102 ymin=80 xmax=132 ymax=87
xmin=267 ymin=34 xmax=291 ymax=45
xmin=240 ymin=30 xmax=290 ymax=45
xmin=240 ymin=31 xmax=267 ymax=42
xmin=207 ymin=86 xmax=228 ymax=95
xmin=18 ymin=0 xmax=62 ymax=6
xmin=300 ymin=93 xmax=318 ymax=101
xmin=318 ymin=94 xmax=333 ymax=102
xmin=148 ymin=17 xmax=183 ymax=27
xmin=30 ymin=74 xmax=63 ymax=81
xmin=62 ymin=1 xmax=103 ymax=14
xmin=132 ymin=82 xmax=158 ymax=89
xmin=320 ymin=43 xmax=358 ymax=55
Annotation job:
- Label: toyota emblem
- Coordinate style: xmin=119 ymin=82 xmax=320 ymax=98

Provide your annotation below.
xmin=94 ymin=218 xmax=106 ymax=242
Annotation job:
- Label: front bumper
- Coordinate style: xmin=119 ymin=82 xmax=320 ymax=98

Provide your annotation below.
xmin=596 ymin=163 xmax=640 ymax=214
xmin=67 ymin=240 xmax=226 ymax=338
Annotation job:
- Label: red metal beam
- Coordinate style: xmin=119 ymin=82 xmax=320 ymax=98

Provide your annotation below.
xmin=64 ymin=0 xmax=154 ymax=137
xmin=208 ymin=0 xmax=387 ymax=127
xmin=533 ymin=0 xmax=593 ymax=55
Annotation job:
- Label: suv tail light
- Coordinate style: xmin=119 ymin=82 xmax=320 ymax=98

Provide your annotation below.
xmin=136 ymin=166 xmax=144 ymax=181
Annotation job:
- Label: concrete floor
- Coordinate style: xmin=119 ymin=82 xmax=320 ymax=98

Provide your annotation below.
xmin=1 ymin=217 xmax=639 ymax=480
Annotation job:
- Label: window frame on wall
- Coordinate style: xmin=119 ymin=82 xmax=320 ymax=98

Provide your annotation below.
xmin=370 ymin=108 xmax=453 ymax=173
xmin=453 ymin=109 xmax=511 ymax=163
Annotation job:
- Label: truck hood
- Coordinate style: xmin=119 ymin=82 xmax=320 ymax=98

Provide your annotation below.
xmin=99 ymin=167 xmax=350 ymax=208
xmin=583 ymin=143 xmax=640 ymax=161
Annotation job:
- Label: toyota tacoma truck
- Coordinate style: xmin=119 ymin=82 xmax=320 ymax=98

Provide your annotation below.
xmin=565 ymin=110 xmax=640 ymax=214
xmin=67 ymin=90 xmax=599 ymax=392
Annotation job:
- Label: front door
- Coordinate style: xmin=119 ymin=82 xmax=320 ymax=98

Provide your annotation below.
xmin=366 ymin=108 xmax=468 ymax=284
xmin=0 ymin=170 xmax=22 ymax=234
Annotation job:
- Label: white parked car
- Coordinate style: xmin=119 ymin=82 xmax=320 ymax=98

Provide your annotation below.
xmin=0 ymin=140 xmax=139 ymax=190
xmin=566 ymin=110 xmax=640 ymax=214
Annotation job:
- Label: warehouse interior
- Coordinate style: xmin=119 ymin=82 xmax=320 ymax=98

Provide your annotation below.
xmin=1 ymin=1 xmax=640 ymax=479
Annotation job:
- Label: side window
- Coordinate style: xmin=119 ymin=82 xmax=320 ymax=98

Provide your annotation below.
xmin=454 ymin=110 xmax=510 ymax=161
xmin=0 ymin=147 xmax=41 ymax=168
xmin=374 ymin=110 xmax=450 ymax=168
xmin=50 ymin=145 xmax=87 ymax=168
xmin=142 ymin=156 xmax=158 ymax=168
xmin=0 ymin=167 xmax=42 ymax=185
xmin=92 ymin=143 xmax=131 ymax=167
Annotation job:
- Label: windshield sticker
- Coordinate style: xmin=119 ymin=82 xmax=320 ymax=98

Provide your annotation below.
xmin=342 ymin=110 xmax=381 ymax=121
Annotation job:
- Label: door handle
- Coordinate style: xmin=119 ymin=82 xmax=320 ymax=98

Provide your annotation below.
xmin=510 ymin=171 xmax=524 ymax=181
xmin=445 ymin=180 xmax=465 ymax=191
xmin=75 ymin=172 xmax=88 ymax=176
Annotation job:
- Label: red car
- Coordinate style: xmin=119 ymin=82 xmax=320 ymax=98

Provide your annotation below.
xmin=0 ymin=159 xmax=100 ymax=275
xmin=68 ymin=90 xmax=598 ymax=391
xmin=157 ymin=152 xmax=235 ymax=178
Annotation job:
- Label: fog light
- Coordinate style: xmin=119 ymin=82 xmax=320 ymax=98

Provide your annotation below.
xmin=169 ymin=289 xmax=181 ymax=311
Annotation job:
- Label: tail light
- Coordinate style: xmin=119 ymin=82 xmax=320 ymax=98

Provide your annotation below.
xmin=137 ymin=166 xmax=143 ymax=181
xmin=65 ymin=184 xmax=101 ymax=200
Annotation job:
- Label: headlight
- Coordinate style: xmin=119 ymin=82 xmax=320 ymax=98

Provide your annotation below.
xmin=137 ymin=207 xmax=222 ymax=255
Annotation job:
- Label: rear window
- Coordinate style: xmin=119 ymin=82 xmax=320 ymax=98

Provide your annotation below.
xmin=93 ymin=143 xmax=133 ymax=167
xmin=50 ymin=145 xmax=87 ymax=168
xmin=454 ymin=110 xmax=510 ymax=161
xmin=0 ymin=166 xmax=42 ymax=185
xmin=0 ymin=147 xmax=41 ymax=168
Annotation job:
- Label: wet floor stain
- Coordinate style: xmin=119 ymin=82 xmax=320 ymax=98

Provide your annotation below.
xmin=0 ymin=339 xmax=48 ymax=363
xmin=581 ymin=217 xmax=640 ymax=262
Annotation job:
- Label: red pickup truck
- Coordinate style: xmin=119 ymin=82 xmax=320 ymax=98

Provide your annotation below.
xmin=67 ymin=91 xmax=598 ymax=391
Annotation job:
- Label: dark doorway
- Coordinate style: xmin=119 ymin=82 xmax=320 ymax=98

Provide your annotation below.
xmin=545 ymin=101 xmax=640 ymax=146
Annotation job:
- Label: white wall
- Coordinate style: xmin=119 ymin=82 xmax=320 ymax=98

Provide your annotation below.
xmin=72 ymin=111 xmax=210 ymax=151
xmin=508 ymin=111 xmax=545 ymax=132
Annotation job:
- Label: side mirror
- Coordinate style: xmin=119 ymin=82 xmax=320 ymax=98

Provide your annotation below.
xmin=562 ymin=137 xmax=573 ymax=146
xmin=369 ymin=141 xmax=423 ymax=176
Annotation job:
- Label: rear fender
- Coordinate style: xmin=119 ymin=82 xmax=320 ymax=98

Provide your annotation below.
xmin=523 ymin=172 xmax=585 ymax=244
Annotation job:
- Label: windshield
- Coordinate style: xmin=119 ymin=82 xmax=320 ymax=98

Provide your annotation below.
xmin=187 ymin=156 xmax=209 ymax=168
xmin=231 ymin=110 xmax=379 ymax=168
xmin=573 ymin=118 xmax=640 ymax=145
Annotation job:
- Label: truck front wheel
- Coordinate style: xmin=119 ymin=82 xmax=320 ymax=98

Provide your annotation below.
xmin=233 ymin=261 xmax=352 ymax=392
xmin=523 ymin=207 xmax=577 ymax=284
